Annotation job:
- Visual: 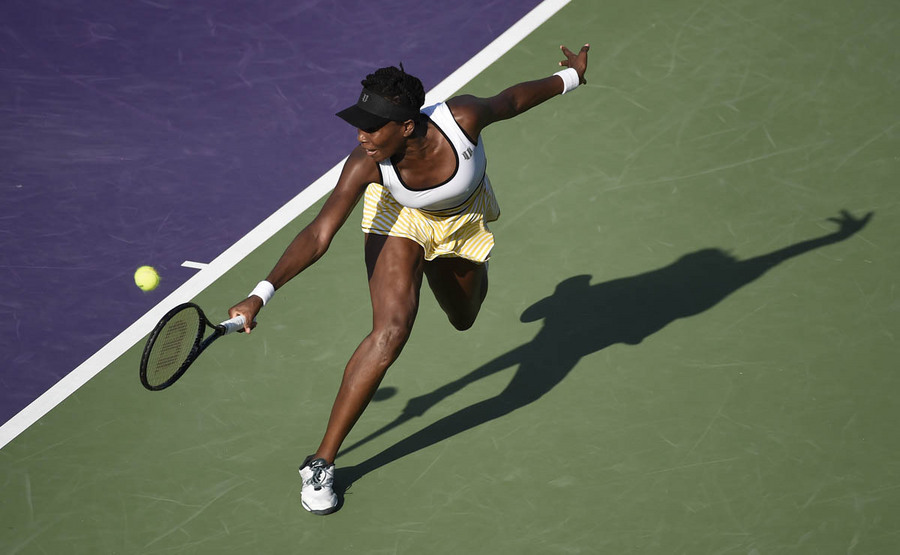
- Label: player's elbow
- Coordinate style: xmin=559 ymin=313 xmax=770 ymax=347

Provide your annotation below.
xmin=497 ymin=95 xmax=524 ymax=121
xmin=300 ymin=222 xmax=335 ymax=261
xmin=311 ymin=229 xmax=334 ymax=259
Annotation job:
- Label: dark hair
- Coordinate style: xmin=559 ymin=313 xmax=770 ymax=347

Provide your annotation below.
xmin=361 ymin=65 xmax=425 ymax=114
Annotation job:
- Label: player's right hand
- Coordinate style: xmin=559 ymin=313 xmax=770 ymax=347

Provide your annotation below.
xmin=228 ymin=297 xmax=262 ymax=334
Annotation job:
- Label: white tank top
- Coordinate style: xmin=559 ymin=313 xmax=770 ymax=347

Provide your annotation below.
xmin=377 ymin=102 xmax=487 ymax=211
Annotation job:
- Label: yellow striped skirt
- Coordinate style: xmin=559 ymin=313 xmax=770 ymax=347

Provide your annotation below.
xmin=360 ymin=177 xmax=501 ymax=263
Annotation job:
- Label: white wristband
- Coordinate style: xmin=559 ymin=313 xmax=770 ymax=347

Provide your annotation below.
xmin=249 ymin=280 xmax=275 ymax=306
xmin=554 ymin=67 xmax=580 ymax=94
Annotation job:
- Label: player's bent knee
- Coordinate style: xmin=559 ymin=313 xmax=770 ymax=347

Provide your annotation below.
xmin=371 ymin=322 xmax=413 ymax=359
xmin=448 ymin=309 xmax=479 ymax=331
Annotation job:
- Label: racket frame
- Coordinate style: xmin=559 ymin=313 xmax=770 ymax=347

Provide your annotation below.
xmin=139 ymin=302 xmax=239 ymax=391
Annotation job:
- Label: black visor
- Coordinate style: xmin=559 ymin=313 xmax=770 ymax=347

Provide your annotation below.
xmin=336 ymin=88 xmax=420 ymax=130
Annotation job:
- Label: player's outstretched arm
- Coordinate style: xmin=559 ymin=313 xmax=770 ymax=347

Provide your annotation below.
xmin=448 ymin=43 xmax=590 ymax=138
xmin=228 ymin=147 xmax=376 ymax=332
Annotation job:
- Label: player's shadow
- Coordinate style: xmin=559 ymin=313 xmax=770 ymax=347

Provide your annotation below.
xmin=336 ymin=210 xmax=872 ymax=491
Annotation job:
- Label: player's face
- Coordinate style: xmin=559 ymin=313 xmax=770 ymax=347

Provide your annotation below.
xmin=357 ymin=121 xmax=408 ymax=162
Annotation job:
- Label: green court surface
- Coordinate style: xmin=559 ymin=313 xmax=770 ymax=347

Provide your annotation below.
xmin=3 ymin=0 xmax=899 ymax=553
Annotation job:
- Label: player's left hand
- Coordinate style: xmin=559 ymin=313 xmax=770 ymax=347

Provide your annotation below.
xmin=559 ymin=43 xmax=590 ymax=84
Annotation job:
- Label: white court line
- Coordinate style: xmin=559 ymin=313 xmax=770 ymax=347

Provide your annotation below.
xmin=181 ymin=260 xmax=209 ymax=270
xmin=0 ymin=0 xmax=571 ymax=450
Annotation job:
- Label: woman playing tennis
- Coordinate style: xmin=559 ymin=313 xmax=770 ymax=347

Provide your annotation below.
xmin=229 ymin=43 xmax=590 ymax=515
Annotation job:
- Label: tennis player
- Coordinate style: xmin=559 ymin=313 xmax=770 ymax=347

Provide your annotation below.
xmin=229 ymin=44 xmax=590 ymax=514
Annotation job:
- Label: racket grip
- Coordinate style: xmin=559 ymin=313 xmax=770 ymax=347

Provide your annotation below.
xmin=219 ymin=315 xmax=246 ymax=334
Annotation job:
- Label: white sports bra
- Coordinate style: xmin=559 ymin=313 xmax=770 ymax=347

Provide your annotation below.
xmin=377 ymin=102 xmax=487 ymax=212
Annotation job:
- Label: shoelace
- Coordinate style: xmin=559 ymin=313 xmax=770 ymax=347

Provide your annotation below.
xmin=305 ymin=463 xmax=328 ymax=490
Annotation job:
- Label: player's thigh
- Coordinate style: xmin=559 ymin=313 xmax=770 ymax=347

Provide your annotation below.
xmin=364 ymin=233 xmax=426 ymax=328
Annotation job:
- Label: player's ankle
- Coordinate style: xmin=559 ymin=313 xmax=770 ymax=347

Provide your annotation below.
xmin=313 ymin=452 xmax=335 ymax=466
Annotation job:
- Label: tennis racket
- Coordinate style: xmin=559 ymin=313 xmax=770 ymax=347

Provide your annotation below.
xmin=139 ymin=302 xmax=245 ymax=391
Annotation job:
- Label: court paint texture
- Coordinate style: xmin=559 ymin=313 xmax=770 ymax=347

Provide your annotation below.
xmin=2 ymin=0 xmax=899 ymax=553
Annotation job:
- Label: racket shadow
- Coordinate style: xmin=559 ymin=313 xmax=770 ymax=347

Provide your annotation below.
xmin=336 ymin=210 xmax=872 ymax=491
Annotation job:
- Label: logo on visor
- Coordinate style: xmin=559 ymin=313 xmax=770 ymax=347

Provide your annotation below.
xmin=361 ymin=93 xmax=369 ymax=103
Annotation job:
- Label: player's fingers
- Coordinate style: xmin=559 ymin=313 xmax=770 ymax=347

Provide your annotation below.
xmin=239 ymin=315 xmax=251 ymax=334
xmin=573 ymin=44 xmax=589 ymax=83
xmin=558 ymin=46 xmax=570 ymax=67
xmin=228 ymin=308 xmax=252 ymax=333
xmin=242 ymin=313 xmax=257 ymax=334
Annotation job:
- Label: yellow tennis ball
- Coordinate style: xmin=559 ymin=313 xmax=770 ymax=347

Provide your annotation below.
xmin=134 ymin=265 xmax=160 ymax=291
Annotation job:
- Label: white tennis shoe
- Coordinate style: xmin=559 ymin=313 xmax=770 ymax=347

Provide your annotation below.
xmin=299 ymin=456 xmax=339 ymax=515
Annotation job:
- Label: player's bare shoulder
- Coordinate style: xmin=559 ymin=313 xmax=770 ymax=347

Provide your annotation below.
xmin=446 ymin=94 xmax=493 ymax=141
xmin=341 ymin=144 xmax=382 ymax=186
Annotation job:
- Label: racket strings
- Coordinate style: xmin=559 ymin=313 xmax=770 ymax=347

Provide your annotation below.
xmin=145 ymin=309 xmax=201 ymax=387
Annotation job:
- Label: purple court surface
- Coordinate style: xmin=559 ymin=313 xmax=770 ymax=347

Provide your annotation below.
xmin=0 ymin=1 xmax=545 ymax=425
